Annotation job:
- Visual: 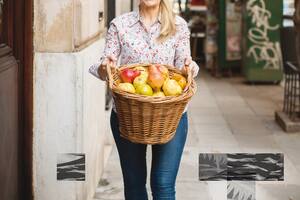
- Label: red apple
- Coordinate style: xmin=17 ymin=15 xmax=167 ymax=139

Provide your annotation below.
xmin=120 ymin=69 xmax=140 ymax=83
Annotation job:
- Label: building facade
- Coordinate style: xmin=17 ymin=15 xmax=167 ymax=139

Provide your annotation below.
xmin=32 ymin=0 xmax=132 ymax=199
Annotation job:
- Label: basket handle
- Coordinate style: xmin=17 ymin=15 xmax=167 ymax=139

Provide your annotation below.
xmin=184 ymin=65 xmax=192 ymax=92
xmin=106 ymin=63 xmax=116 ymax=90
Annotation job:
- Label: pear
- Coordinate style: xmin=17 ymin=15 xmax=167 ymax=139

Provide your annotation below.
xmin=133 ymin=74 xmax=147 ymax=89
xmin=147 ymin=65 xmax=164 ymax=90
xmin=162 ymin=79 xmax=183 ymax=96
xmin=136 ymin=84 xmax=153 ymax=96
xmin=134 ymin=66 xmax=147 ymax=73
xmin=172 ymin=73 xmax=187 ymax=89
xmin=156 ymin=65 xmax=169 ymax=79
xmin=117 ymin=83 xmax=136 ymax=94
xmin=153 ymin=90 xmax=165 ymax=97
xmin=134 ymin=66 xmax=149 ymax=78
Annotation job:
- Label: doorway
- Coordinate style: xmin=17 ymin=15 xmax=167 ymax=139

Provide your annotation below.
xmin=0 ymin=0 xmax=33 ymax=199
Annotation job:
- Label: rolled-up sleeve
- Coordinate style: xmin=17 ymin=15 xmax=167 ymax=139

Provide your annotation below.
xmin=89 ymin=22 xmax=121 ymax=79
xmin=174 ymin=22 xmax=199 ymax=78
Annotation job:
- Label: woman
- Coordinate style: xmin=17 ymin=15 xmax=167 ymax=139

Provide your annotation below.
xmin=89 ymin=0 xmax=199 ymax=199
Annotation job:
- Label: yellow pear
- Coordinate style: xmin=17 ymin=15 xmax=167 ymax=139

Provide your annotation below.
xmin=172 ymin=73 xmax=187 ymax=89
xmin=133 ymin=74 xmax=148 ymax=89
xmin=153 ymin=90 xmax=165 ymax=97
xmin=134 ymin=66 xmax=147 ymax=73
xmin=162 ymin=79 xmax=182 ymax=96
xmin=136 ymin=84 xmax=153 ymax=96
xmin=134 ymin=66 xmax=148 ymax=78
xmin=117 ymin=83 xmax=135 ymax=94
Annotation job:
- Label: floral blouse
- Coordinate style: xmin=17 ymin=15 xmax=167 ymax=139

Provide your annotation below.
xmin=89 ymin=10 xmax=199 ymax=79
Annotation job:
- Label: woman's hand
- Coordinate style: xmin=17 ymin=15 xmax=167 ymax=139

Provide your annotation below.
xmin=98 ymin=55 xmax=117 ymax=81
xmin=181 ymin=57 xmax=199 ymax=77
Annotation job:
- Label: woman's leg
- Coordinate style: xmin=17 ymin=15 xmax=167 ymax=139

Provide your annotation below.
xmin=110 ymin=110 xmax=148 ymax=200
xmin=150 ymin=112 xmax=188 ymax=200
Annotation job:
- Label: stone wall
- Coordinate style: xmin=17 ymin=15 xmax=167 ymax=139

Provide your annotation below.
xmin=32 ymin=0 xmax=129 ymax=199
xmin=34 ymin=0 xmax=106 ymax=52
xmin=33 ymin=40 xmax=112 ymax=200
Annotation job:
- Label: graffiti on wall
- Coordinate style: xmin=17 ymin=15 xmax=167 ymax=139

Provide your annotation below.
xmin=246 ymin=0 xmax=282 ymax=70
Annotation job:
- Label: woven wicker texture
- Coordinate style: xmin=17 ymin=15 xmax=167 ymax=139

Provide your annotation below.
xmin=107 ymin=63 xmax=197 ymax=144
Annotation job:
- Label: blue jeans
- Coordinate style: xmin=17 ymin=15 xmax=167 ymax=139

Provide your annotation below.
xmin=110 ymin=110 xmax=188 ymax=200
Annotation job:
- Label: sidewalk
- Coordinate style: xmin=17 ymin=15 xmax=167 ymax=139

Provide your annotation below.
xmin=94 ymin=70 xmax=300 ymax=200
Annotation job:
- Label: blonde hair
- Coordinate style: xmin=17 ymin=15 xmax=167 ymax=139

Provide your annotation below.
xmin=158 ymin=0 xmax=176 ymax=42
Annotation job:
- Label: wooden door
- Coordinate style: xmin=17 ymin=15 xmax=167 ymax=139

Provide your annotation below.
xmin=295 ymin=0 xmax=300 ymax=66
xmin=0 ymin=0 xmax=33 ymax=199
xmin=0 ymin=1 xmax=20 ymax=199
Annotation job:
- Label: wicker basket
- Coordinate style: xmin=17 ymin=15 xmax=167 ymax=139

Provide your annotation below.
xmin=107 ymin=63 xmax=197 ymax=144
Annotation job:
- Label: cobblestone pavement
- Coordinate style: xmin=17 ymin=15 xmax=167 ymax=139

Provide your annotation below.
xmin=94 ymin=70 xmax=300 ymax=200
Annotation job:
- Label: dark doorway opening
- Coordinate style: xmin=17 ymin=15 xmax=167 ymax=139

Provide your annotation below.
xmin=107 ymin=0 xmax=116 ymax=26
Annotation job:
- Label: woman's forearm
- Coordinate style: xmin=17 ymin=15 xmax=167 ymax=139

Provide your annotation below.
xmin=98 ymin=63 xmax=109 ymax=81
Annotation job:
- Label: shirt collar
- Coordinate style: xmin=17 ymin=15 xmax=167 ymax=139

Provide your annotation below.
xmin=129 ymin=8 xmax=182 ymax=27
xmin=129 ymin=9 xmax=162 ymax=27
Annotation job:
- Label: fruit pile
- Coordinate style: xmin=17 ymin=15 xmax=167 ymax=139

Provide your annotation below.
xmin=117 ymin=64 xmax=187 ymax=97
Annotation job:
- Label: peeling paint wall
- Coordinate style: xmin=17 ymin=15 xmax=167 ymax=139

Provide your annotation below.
xmin=74 ymin=0 xmax=106 ymax=48
xmin=34 ymin=0 xmax=106 ymax=52
xmin=32 ymin=0 xmax=124 ymax=199
xmin=33 ymin=39 xmax=112 ymax=200
xmin=34 ymin=0 xmax=75 ymax=52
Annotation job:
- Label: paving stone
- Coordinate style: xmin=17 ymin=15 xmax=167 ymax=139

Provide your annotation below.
xmin=94 ymin=178 xmax=124 ymax=200
xmin=246 ymin=98 xmax=278 ymax=109
xmin=262 ymin=117 xmax=287 ymax=132
xmin=189 ymin=107 xmax=222 ymax=116
xmin=252 ymin=107 xmax=279 ymax=116
xmin=256 ymin=183 xmax=300 ymax=200
xmin=185 ymin=127 xmax=200 ymax=147
xmin=215 ymin=95 xmax=248 ymax=107
xmin=177 ymin=161 xmax=199 ymax=182
xmin=176 ymin=181 xmax=212 ymax=200
xmin=220 ymin=105 xmax=256 ymax=116
xmin=190 ymin=114 xmax=227 ymax=125
xmin=190 ymin=96 xmax=219 ymax=108
xmin=231 ymin=129 xmax=272 ymax=136
xmin=273 ymin=134 xmax=300 ymax=152
xmin=193 ymin=123 xmax=232 ymax=134
xmin=279 ymin=157 xmax=300 ymax=185
xmin=225 ymin=115 xmax=270 ymax=133
xmin=234 ymin=135 xmax=281 ymax=153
